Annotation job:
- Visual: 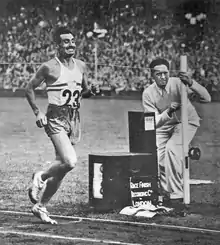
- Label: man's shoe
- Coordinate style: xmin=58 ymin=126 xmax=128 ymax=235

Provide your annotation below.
xmin=28 ymin=171 xmax=45 ymax=204
xmin=163 ymin=198 xmax=184 ymax=207
xmin=170 ymin=198 xmax=184 ymax=205
xmin=32 ymin=204 xmax=57 ymax=225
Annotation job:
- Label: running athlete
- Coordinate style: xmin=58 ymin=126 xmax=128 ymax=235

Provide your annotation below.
xmin=25 ymin=27 xmax=99 ymax=224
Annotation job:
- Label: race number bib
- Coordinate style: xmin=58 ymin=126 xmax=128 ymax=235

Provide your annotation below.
xmin=60 ymin=88 xmax=81 ymax=108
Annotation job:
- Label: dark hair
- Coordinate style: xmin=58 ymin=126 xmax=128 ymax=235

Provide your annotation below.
xmin=149 ymin=58 xmax=170 ymax=71
xmin=53 ymin=27 xmax=74 ymax=44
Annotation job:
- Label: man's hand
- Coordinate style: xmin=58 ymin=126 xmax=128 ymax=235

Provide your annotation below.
xmin=36 ymin=111 xmax=47 ymax=128
xmin=178 ymin=72 xmax=193 ymax=87
xmin=167 ymin=102 xmax=181 ymax=117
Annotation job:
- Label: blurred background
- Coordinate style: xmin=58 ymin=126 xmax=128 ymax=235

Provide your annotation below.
xmin=0 ymin=0 xmax=219 ymax=95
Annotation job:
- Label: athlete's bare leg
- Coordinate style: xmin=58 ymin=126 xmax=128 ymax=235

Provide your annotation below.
xmin=31 ymin=131 xmax=77 ymax=224
xmin=39 ymin=131 xmax=77 ymax=205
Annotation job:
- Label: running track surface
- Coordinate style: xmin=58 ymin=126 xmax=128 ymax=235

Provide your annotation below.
xmin=0 ymin=211 xmax=219 ymax=245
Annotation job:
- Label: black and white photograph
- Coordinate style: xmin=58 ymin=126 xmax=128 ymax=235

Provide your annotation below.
xmin=0 ymin=0 xmax=220 ymax=244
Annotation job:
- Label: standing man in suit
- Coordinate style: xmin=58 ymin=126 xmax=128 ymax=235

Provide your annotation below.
xmin=142 ymin=58 xmax=211 ymax=203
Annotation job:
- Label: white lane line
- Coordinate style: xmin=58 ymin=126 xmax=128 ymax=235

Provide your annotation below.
xmin=58 ymin=218 xmax=83 ymax=225
xmin=0 ymin=210 xmax=220 ymax=235
xmin=0 ymin=224 xmax=35 ymax=229
xmin=16 ymin=224 xmax=35 ymax=228
xmin=0 ymin=229 xmax=143 ymax=245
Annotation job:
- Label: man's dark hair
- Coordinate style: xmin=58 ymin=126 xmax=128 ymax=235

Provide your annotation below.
xmin=53 ymin=26 xmax=74 ymax=44
xmin=149 ymin=58 xmax=170 ymax=71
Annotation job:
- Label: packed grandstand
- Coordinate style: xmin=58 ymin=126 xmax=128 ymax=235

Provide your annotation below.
xmin=0 ymin=0 xmax=219 ymax=94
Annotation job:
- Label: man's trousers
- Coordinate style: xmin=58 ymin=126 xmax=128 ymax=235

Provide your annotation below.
xmin=157 ymin=123 xmax=198 ymax=199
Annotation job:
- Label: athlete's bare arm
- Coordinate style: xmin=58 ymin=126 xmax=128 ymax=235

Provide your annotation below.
xmin=78 ymin=60 xmax=99 ymax=98
xmin=25 ymin=63 xmax=49 ymax=116
xmin=81 ymin=63 xmax=91 ymax=97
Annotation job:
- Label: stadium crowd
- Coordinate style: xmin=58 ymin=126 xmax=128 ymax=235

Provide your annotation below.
xmin=0 ymin=0 xmax=219 ymax=94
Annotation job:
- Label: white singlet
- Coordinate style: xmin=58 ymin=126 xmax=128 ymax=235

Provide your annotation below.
xmin=46 ymin=57 xmax=83 ymax=108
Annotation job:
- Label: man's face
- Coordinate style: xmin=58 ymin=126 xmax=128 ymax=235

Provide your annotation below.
xmin=58 ymin=33 xmax=76 ymax=57
xmin=151 ymin=64 xmax=169 ymax=89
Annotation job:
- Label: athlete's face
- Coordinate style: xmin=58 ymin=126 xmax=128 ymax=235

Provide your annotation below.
xmin=58 ymin=33 xmax=76 ymax=58
xmin=151 ymin=64 xmax=169 ymax=89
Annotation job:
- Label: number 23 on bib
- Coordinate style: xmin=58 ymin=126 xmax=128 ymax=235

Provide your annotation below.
xmin=61 ymin=88 xmax=81 ymax=109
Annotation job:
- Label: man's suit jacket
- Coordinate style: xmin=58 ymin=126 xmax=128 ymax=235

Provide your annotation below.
xmin=142 ymin=77 xmax=211 ymax=132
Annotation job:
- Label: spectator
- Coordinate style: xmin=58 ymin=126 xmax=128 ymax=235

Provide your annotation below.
xmin=0 ymin=1 xmax=219 ymax=94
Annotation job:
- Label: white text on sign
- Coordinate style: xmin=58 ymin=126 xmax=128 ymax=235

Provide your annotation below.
xmin=134 ymin=200 xmax=152 ymax=206
xmin=130 ymin=181 xmax=152 ymax=189
xmin=131 ymin=190 xmax=153 ymax=198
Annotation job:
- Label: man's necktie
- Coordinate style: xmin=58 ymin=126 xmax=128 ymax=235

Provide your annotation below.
xmin=162 ymin=89 xmax=167 ymax=97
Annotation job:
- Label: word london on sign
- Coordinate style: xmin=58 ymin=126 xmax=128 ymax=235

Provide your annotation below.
xmin=129 ymin=176 xmax=158 ymax=207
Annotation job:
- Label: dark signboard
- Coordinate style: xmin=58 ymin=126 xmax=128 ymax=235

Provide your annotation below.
xmin=129 ymin=176 xmax=158 ymax=207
